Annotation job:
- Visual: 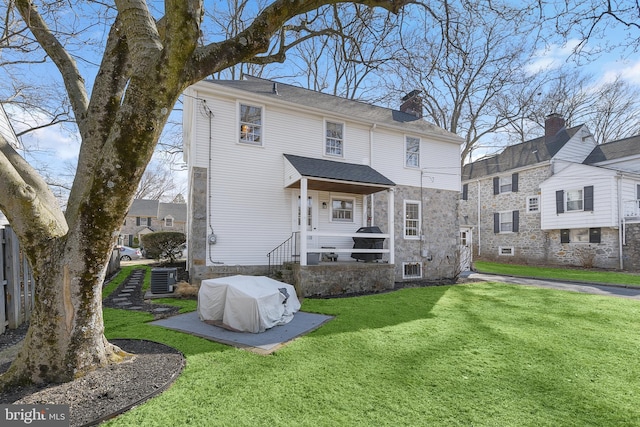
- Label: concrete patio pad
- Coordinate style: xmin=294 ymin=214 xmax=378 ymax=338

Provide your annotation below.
xmin=150 ymin=311 xmax=333 ymax=354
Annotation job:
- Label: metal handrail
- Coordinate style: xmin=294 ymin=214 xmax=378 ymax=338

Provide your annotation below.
xmin=267 ymin=232 xmax=299 ymax=274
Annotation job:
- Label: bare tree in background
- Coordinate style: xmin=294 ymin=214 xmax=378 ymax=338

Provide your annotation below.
xmin=0 ymin=0 xmax=412 ymax=388
xmin=285 ymin=4 xmax=401 ymax=100
xmin=504 ymin=70 xmax=640 ymax=144
xmin=383 ymin=1 xmax=544 ymax=165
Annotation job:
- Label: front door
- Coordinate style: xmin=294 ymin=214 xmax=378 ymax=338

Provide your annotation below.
xmin=294 ymin=191 xmax=319 ymax=247
xmin=459 ymin=227 xmax=473 ymax=272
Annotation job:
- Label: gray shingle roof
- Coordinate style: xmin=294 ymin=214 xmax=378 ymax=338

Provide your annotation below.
xmin=462 ymin=126 xmax=582 ymax=180
xmin=583 ymin=134 xmax=640 ymax=164
xmin=128 ymin=199 xmax=159 ymax=217
xmin=207 ymin=76 xmax=461 ymax=141
xmin=158 ymin=203 xmax=187 ymax=222
xmin=284 ymin=154 xmax=395 ymax=186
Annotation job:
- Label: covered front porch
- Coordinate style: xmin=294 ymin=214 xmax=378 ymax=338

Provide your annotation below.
xmin=275 ymin=154 xmax=397 ymax=296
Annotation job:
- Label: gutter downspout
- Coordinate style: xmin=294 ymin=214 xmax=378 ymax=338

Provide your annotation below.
xmin=617 ymin=173 xmax=624 ymax=270
xmin=369 ymin=123 xmax=377 ymax=226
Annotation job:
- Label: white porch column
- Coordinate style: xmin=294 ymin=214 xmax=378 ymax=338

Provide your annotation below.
xmin=300 ymin=178 xmax=308 ymax=266
xmin=388 ymin=188 xmax=395 ymax=265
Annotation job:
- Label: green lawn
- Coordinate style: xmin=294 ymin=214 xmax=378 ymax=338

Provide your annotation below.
xmin=102 ymin=270 xmax=640 ymax=426
xmin=474 ymin=261 xmax=640 ymax=286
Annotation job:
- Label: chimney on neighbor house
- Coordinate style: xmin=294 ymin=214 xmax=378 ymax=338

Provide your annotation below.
xmin=545 ymin=113 xmax=565 ymax=139
xmin=400 ymin=90 xmax=423 ymax=118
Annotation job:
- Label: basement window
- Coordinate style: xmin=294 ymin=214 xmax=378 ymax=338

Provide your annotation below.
xmin=498 ymin=246 xmax=514 ymax=256
xmin=403 ymin=262 xmax=423 ymax=279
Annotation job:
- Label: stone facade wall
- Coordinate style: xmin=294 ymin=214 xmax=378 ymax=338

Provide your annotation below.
xmin=461 ymin=164 xmax=552 ymax=264
xmin=373 ymin=185 xmax=460 ymax=282
xmin=293 ymin=263 xmax=395 ymax=297
xmin=546 ymin=228 xmax=620 ymax=269
xmin=187 ymin=167 xmax=209 ymax=284
xmin=623 ymin=223 xmax=640 ymax=271
xmin=460 ymin=164 xmax=626 ymax=269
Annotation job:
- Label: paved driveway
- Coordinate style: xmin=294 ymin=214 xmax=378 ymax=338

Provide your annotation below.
xmin=468 ymin=272 xmax=640 ymax=301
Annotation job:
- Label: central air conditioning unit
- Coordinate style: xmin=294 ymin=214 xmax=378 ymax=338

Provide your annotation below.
xmin=151 ymin=267 xmax=178 ymax=294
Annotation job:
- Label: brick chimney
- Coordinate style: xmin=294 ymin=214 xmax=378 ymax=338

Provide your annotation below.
xmin=545 ymin=113 xmax=565 ymax=139
xmin=400 ymin=90 xmax=423 ymax=118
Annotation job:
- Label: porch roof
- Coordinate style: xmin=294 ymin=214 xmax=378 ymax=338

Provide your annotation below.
xmin=283 ymin=154 xmax=395 ymax=195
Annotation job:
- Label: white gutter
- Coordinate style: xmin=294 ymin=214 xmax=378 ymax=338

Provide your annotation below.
xmin=477 ymin=179 xmax=481 ymax=256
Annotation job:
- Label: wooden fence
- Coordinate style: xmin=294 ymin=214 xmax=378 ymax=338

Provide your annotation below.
xmin=0 ymin=226 xmax=121 ymax=335
xmin=0 ymin=226 xmax=34 ymax=335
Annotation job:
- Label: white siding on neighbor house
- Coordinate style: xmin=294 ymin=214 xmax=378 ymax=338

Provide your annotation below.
xmin=540 ymin=163 xmax=618 ymax=230
xmin=552 ymin=126 xmax=597 ymax=163
xmin=594 ymin=156 xmax=640 ymax=174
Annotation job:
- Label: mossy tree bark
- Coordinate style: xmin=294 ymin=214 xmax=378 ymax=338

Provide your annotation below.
xmin=0 ymin=0 xmax=410 ymax=387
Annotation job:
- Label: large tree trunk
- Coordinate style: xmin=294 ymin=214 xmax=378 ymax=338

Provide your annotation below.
xmin=2 ymin=241 xmax=129 ymax=386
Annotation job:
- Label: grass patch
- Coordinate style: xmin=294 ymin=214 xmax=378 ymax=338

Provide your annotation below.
xmin=103 ymin=281 xmax=640 ymax=426
xmin=475 ymin=261 xmax=640 ymax=286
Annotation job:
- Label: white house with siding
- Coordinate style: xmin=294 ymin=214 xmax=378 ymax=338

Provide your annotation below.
xmin=182 ymin=77 xmax=463 ymax=296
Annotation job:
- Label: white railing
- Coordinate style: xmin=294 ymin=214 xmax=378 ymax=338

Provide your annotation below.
xmin=301 ymin=231 xmax=391 ymax=265
xmin=623 ymin=200 xmax=640 ymax=218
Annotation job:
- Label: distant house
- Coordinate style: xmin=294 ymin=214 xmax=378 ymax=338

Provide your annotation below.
xmin=460 ymin=114 xmax=640 ymax=270
xmin=119 ymin=199 xmax=187 ymax=247
xmin=182 ymin=77 xmax=464 ymax=296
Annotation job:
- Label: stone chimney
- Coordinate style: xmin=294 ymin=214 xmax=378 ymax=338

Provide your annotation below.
xmin=400 ymin=90 xmax=423 ymax=118
xmin=545 ymin=113 xmax=565 ymax=139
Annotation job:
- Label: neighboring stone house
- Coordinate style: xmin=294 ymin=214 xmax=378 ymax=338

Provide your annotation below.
xmin=182 ymin=77 xmax=464 ymax=296
xmin=119 ymin=199 xmax=187 ymax=247
xmin=460 ymin=115 xmax=640 ymax=270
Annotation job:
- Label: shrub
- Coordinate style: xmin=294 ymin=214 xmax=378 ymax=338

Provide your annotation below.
xmin=141 ymin=232 xmax=186 ymax=263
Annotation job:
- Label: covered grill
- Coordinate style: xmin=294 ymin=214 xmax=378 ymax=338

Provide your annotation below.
xmin=351 ymin=226 xmax=384 ymax=262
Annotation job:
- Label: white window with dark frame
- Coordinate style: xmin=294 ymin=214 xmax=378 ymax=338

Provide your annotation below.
xmin=566 ymin=189 xmax=583 ymax=211
xmin=494 ymin=210 xmax=519 ymax=233
xmin=239 ymin=103 xmax=263 ymax=145
xmin=325 ymin=121 xmax=344 ymax=157
xmin=405 ymin=136 xmax=420 ymax=168
xmin=331 ymin=198 xmax=354 ymax=222
xmin=404 ymin=200 xmax=421 ymax=239
xmin=403 ymin=262 xmax=423 ymax=279
xmin=555 ymin=186 xmax=594 ymax=213
xmin=526 ymin=196 xmax=540 ymax=213
xmin=493 ymin=173 xmax=519 ymax=194
xmin=560 ymin=228 xmax=601 ymax=243
xmin=164 ymin=216 xmax=174 ymax=227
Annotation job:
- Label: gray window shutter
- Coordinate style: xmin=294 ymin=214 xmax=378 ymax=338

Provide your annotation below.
xmin=147 ymin=217 xmax=152 ymax=226
xmin=493 ymin=177 xmax=499 ymax=195
xmin=512 ymin=173 xmax=519 ymax=193
xmin=512 ymin=210 xmax=520 ymax=232
xmin=494 ymin=213 xmax=500 ymax=233
xmin=136 ymin=217 xmax=141 ymax=226
xmin=556 ymin=190 xmax=564 ymax=214
xmin=637 ymin=184 xmax=640 ymax=200
xmin=560 ymin=229 xmax=570 ymax=243
xmin=589 ymin=228 xmax=601 ymax=243
xmin=462 ymin=183 xmax=468 ymax=201
xmin=584 ymin=185 xmax=594 ymax=211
